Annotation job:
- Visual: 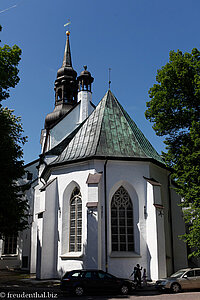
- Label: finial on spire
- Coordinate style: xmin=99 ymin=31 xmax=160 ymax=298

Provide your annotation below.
xmin=62 ymin=28 xmax=72 ymax=67
xmin=108 ymin=68 xmax=111 ymax=89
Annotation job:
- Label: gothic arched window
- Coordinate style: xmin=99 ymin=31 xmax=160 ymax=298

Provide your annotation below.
xmin=111 ymin=186 xmax=134 ymax=252
xmin=69 ymin=187 xmax=82 ymax=252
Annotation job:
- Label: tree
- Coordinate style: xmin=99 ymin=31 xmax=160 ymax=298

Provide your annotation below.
xmin=0 ymin=26 xmax=28 ymax=236
xmin=145 ymin=48 xmax=200 ymax=257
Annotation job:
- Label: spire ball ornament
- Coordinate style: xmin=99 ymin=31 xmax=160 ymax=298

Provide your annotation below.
xmin=66 ymin=31 xmax=70 ymax=36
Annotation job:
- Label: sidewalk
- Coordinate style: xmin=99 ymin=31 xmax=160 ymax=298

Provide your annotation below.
xmin=0 ymin=270 xmax=60 ymax=288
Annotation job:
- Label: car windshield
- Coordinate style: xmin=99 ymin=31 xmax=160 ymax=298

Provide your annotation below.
xmin=170 ymin=270 xmax=186 ymax=278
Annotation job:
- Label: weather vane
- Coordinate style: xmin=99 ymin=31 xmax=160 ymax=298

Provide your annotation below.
xmin=109 ymin=68 xmax=111 ymax=89
xmin=64 ymin=19 xmax=71 ymax=34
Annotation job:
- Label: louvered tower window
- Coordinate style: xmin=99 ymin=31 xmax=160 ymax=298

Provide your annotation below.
xmin=111 ymin=186 xmax=134 ymax=252
xmin=69 ymin=187 xmax=82 ymax=252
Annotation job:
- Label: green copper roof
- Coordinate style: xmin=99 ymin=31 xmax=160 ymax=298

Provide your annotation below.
xmin=50 ymin=90 xmax=164 ymax=165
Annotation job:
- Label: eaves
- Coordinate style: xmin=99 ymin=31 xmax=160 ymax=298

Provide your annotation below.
xmin=40 ymin=155 xmax=170 ymax=182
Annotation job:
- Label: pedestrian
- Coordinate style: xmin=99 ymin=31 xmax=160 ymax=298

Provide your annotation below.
xmin=142 ymin=268 xmax=147 ymax=286
xmin=130 ymin=267 xmax=138 ymax=284
xmin=135 ymin=264 xmax=142 ymax=287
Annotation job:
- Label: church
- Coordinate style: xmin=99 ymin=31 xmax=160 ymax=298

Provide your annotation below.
xmin=0 ymin=31 xmax=188 ymax=280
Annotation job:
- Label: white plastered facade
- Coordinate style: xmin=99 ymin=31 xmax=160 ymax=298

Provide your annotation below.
xmin=29 ymin=158 xmax=187 ymax=280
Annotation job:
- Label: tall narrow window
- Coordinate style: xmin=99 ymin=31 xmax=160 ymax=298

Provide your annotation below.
xmin=111 ymin=186 xmax=134 ymax=252
xmin=69 ymin=187 xmax=82 ymax=252
xmin=3 ymin=235 xmax=17 ymax=255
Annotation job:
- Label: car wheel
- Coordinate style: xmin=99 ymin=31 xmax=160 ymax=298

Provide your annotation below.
xmin=74 ymin=286 xmax=84 ymax=296
xmin=120 ymin=285 xmax=129 ymax=295
xmin=171 ymin=283 xmax=181 ymax=293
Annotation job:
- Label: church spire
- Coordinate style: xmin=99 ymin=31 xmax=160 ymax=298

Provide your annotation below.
xmin=62 ymin=31 xmax=72 ymax=67
xmin=54 ymin=30 xmax=77 ymax=106
xmin=44 ymin=31 xmax=78 ymax=129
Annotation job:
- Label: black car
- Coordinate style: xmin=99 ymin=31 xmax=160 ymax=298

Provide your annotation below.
xmin=60 ymin=269 xmax=136 ymax=296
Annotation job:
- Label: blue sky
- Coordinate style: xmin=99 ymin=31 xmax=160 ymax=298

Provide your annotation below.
xmin=1 ymin=0 xmax=200 ymax=164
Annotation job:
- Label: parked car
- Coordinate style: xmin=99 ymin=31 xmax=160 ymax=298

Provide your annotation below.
xmin=156 ymin=268 xmax=200 ymax=293
xmin=60 ymin=269 xmax=136 ymax=296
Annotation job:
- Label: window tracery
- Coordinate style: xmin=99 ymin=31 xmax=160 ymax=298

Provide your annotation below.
xmin=111 ymin=186 xmax=134 ymax=252
xmin=69 ymin=187 xmax=82 ymax=252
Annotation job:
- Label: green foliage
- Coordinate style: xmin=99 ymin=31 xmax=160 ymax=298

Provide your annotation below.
xmin=0 ymin=107 xmax=28 ymax=235
xmin=0 ymin=27 xmax=21 ymax=102
xmin=0 ymin=26 xmax=28 ymax=236
xmin=146 ymin=48 xmax=200 ymax=257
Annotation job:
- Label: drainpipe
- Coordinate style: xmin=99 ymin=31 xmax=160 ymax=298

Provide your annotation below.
xmin=168 ymin=173 xmax=175 ymax=273
xmin=104 ymin=160 xmax=108 ymax=272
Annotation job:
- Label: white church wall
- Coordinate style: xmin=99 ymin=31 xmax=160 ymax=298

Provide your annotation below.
xmin=86 ymin=207 xmax=99 ymax=268
xmin=145 ymin=180 xmax=167 ymax=280
xmin=49 ymin=162 xmax=97 ymax=277
xmin=34 ymin=158 xmax=187 ymax=280
xmin=154 ymin=185 xmax=167 ymax=279
xmin=39 ymin=178 xmax=59 ymax=279
xmin=86 ymin=182 xmax=99 ymax=269
xmin=97 ymin=178 xmax=104 ymax=270
xmin=36 ymin=217 xmax=43 ymax=278
xmin=30 ymin=181 xmax=45 ymax=274
xmin=49 ymin=103 xmax=80 ymax=150
xmin=149 ymin=163 xmax=187 ymax=276
xmin=149 ymin=164 xmax=174 ymax=276
xmin=146 ymin=182 xmax=158 ymax=280
xmin=103 ymin=160 xmax=150 ymax=279
xmin=78 ymin=91 xmax=93 ymax=123
xmin=170 ymin=186 xmax=188 ymax=270
xmin=30 ymin=218 xmax=37 ymax=274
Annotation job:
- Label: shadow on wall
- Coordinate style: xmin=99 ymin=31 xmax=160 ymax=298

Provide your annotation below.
xmin=54 ymin=181 xmax=59 ymax=278
xmin=84 ymin=208 xmax=98 ymax=269
xmin=36 ymin=229 xmax=41 ymax=279
xmin=36 ymin=179 xmax=60 ymax=279
xmin=146 ymin=242 xmax=151 ymax=281
xmin=57 ymin=208 xmax=99 ymax=278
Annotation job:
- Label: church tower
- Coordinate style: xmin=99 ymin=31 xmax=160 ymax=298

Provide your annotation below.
xmin=41 ymin=32 xmax=95 ymax=154
xmin=77 ymin=65 xmax=94 ymax=123
xmin=45 ymin=31 xmax=78 ymax=129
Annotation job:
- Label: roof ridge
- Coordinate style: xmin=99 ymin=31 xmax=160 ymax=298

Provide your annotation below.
xmin=119 ymin=99 xmax=163 ymax=163
xmin=107 ymin=91 xmax=146 ymax=157
xmin=107 ymin=90 xmax=163 ymax=163
xmin=93 ymin=91 xmax=109 ymax=156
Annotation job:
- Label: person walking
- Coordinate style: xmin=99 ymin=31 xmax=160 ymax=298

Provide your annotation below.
xmin=135 ymin=264 xmax=142 ymax=287
xmin=130 ymin=267 xmax=138 ymax=284
xmin=142 ymin=268 xmax=147 ymax=286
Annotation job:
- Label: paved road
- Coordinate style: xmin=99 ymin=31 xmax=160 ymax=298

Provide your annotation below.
xmin=63 ymin=291 xmax=200 ymax=300
xmin=0 ymin=286 xmax=200 ymax=300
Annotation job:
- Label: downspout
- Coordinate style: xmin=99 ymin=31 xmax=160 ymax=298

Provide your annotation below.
xmin=104 ymin=159 xmax=108 ymax=272
xmin=168 ymin=172 xmax=175 ymax=273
